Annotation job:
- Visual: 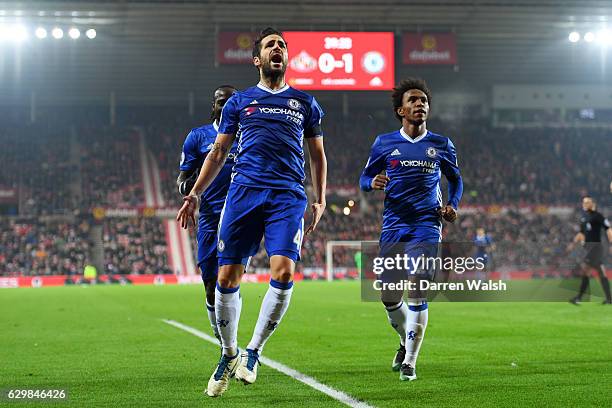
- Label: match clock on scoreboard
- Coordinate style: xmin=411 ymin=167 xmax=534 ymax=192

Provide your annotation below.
xmin=284 ymin=32 xmax=395 ymax=91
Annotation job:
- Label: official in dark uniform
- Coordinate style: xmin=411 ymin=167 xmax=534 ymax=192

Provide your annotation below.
xmin=570 ymin=196 xmax=612 ymax=305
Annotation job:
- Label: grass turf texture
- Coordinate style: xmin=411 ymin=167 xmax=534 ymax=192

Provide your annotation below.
xmin=1 ymin=281 xmax=611 ymax=407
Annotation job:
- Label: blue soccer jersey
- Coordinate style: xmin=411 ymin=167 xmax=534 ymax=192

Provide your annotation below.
xmin=180 ymin=121 xmax=238 ymax=232
xmin=217 ymin=83 xmax=324 ymax=193
xmin=360 ymin=129 xmax=463 ymax=232
xmin=474 ymin=234 xmax=493 ymax=257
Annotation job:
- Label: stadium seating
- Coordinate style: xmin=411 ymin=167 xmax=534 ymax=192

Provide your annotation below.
xmin=0 ymin=125 xmax=74 ymax=215
xmin=102 ymin=217 xmax=172 ymax=275
xmin=0 ymin=217 xmax=91 ymax=276
xmin=145 ymin=122 xmax=189 ymax=204
xmin=79 ymin=126 xmax=144 ymax=208
xmin=1 ymin=113 xmax=611 ymax=276
xmin=144 ymin=114 xmax=610 ymax=205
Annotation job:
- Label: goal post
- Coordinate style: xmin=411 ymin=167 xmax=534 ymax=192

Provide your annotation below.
xmin=325 ymin=240 xmax=364 ymax=282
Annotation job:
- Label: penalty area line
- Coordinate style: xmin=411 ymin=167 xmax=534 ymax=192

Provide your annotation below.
xmin=162 ymin=319 xmax=375 ymax=408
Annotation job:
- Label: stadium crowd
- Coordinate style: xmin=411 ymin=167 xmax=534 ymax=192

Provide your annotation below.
xmin=445 ymin=211 xmax=579 ymax=273
xmin=318 ymin=117 xmax=612 ymax=205
xmin=147 ymin=117 xmax=612 ymax=207
xmin=0 ymin=125 xmax=75 ymax=215
xmin=79 ymin=126 xmax=144 ymax=208
xmin=3 ymin=116 xmax=610 ymax=213
xmin=2 ymin=206 xmax=596 ymax=277
xmin=454 ymin=125 xmax=611 ymax=205
xmin=0 ymin=217 xmax=91 ymax=276
xmin=247 ymin=201 xmax=601 ymax=275
xmin=102 ymin=217 xmax=172 ymax=275
xmin=145 ymin=121 xmax=189 ymax=204
xmin=1 ymin=113 xmax=611 ymax=277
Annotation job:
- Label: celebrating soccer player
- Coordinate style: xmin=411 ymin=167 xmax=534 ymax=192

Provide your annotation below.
xmin=569 ymin=196 xmax=612 ymax=305
xmin=360 ymin=78 xmax=463 ymax=381
xmin=473 ymin=227 xmax=495 ymax=279
xmin=177 ymin=28 xmax=327 ymax=397
xmin=177 ymin=85 xmax=238 ymax=345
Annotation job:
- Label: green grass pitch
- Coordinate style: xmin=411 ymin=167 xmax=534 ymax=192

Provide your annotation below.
xmin=1 ymin=281 xmax=611 ymax=407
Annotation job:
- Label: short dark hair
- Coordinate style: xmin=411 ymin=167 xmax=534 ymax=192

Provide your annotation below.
xmin=252 ymin=27 xmax=285 ymax=59
xmin=210 ymin=85 xmax=236 ymax=120
xmin=213 ymin=85 xmax=236 ymax=94
xmin=391 ymin=78 xmax=432 ymax=122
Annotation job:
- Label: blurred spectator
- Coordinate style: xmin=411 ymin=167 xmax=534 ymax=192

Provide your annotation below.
xmin=0 ymin=125 xmax=75 ymax=215
xmin=2 ymin=112 xmax=611 ymax=277
xmin=79 ymin=126 xmax=144 ymax=208
xmin=0 ymin=217 xmax=91 ymax=276
xmin=102 ymin=217 xmax=172 ymax=275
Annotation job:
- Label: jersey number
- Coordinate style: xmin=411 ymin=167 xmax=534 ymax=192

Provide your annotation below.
xmin=293 ymin=220 xmax=304 ymax=251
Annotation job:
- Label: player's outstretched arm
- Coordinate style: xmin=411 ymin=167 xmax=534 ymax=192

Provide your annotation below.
xmin=176 ymin=133 xmax=235 ymax=229
xmin=305 ymin=136 xmax=327 ymax=235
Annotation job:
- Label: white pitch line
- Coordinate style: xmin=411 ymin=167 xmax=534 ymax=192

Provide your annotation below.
xmin=162 ymin=319 xmax=375 ymax=408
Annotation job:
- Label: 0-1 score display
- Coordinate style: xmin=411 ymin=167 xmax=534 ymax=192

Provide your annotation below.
xmin=284 ymin=32 xmax=394 ymax=91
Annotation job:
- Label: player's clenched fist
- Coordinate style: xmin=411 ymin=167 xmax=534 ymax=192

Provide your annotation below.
xmin=177 ymin=194 xmax=199 ymax=229
xmin=371 ymin=174 xmax=390 ymax=190
xmin=439 ymin=205 xmax=458 ymax=223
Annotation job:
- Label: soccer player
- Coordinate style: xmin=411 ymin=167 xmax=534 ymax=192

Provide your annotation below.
xmin=569 ymin=196 xmax=612 ymax=305
xmin=177 ymin=85 xmax=238 ymax=344
xmin=360 ymin=78 xmax=463 ymax=382
xmin=177 ymin=27 xmax=326 ymax=397
xmin=473 ymin=227 xmax=494 ymax=278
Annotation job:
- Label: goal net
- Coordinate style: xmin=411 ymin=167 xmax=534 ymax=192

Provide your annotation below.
xmin=324 ymin=240 xmax=370 ymax=281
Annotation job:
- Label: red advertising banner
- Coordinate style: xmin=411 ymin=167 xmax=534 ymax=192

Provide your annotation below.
xmin=217 ymin=32 xmax=258 ymax=64
xmin=284 ymin=32 xmax=394 ymax=91
xmin=0 ymin=275 xmax=178 ymax=288
xmin=402 ymin=33 xmax=457 ymax=65
xmin=0 ymin=273 xmax=305 ymax=288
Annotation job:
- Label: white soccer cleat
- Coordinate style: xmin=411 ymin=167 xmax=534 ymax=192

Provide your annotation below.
xmin=235 ymin=348 xmax=260 ymax=385
xmin=206 ymin=353 xmax=240 ymax=397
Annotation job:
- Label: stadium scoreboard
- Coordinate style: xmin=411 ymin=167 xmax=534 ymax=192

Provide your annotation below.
xmin=284 ymin=32 xmax=394 ymax=91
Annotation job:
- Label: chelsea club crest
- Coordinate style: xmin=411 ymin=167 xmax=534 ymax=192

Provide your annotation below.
xmin=288 ymin=99 xmax=301 ymax=110
xmin=426 ymin=147 xmax=437 ymax=158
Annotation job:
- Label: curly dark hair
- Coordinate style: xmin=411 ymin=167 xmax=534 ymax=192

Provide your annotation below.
xmin=391 ymin=78 xmax=432 ymax=122
xmin=252 ymin=27 xmax=286 ymax=59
